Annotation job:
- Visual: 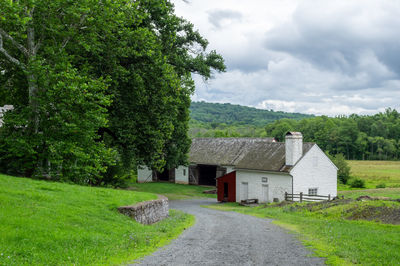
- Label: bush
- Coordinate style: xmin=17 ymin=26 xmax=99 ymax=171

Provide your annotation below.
xmin=327 ymin=153 xmax=351 ymax=184
xmin=376 ymin=183 xmax=386 ymax=188
xmin=350 ymin=178 xmax=366 ymax=188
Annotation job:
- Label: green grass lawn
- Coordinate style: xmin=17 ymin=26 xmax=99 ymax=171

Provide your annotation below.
xmin=205 ymin=201 xmax=400 ymax=265
xmin=347 ymin=160 xmax=400 ymax=188
xmin=127 ymin=182 xmax=216 ymax=200
xmin=0 ymin=174 xmax=194 ymax=265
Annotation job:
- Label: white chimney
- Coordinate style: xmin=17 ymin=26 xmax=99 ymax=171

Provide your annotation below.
xmin=285 ymin=132 xmax=303 ymax=166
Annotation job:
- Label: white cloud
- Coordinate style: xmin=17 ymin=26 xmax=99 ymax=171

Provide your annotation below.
xmin=172 ymin=0 xmax=400 ymax=116
xmin=207 ymin=9 xmax=243 ymax=29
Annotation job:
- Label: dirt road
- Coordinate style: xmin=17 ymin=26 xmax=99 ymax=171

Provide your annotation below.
xmin=134 ymin=199 xmax=324 ymax=266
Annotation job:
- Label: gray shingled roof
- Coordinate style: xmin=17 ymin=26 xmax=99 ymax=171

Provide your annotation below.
xmin=189 ymin=138 xmax=314 ymax=172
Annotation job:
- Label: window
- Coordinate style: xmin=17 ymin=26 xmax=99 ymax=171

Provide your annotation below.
xmin=262 ymin=177 xmax=268 ymax=183
xmin=308 ymin=188 xmax=318 ymax=196
xmin=183 ymin=169 xmax=186 ymax=176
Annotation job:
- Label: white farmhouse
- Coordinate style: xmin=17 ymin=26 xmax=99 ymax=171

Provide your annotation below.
xmin=138 ymin=132 xmax=337 ymax=203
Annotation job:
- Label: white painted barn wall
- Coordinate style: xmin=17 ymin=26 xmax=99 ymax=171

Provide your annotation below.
xmin=137 ymin=166 xmax=153 ymax=183
xmin=175 ymin=165 xmax=189 ymax=184
xmin=290 ymin=145 xmax=337 ymax=197
xmin=235 ymin=170 xmax=292 ymax=203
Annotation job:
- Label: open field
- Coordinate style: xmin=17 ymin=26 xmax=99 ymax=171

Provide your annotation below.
xmin=339 ymin=188 xmax=400 ymax=199
xmin=347 ymin=160 xmax=400 ymax=188
xmin=0 ymin=175 xmax=193 ymax=265
xmin=128 ymin=182 xmax=216 ymax=200
xmin=206 ymin=200 xmax=400 ymax=265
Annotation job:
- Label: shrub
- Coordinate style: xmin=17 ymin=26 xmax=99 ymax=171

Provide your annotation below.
xmin=376 ymin=183 xmax=386 ymax=188
xmin=327 ymin=153 xmax=351 ymax=184
xmin=350 ymin=178 xmax=366 ymax=188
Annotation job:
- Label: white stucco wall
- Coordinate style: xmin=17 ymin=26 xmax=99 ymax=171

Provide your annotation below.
xmin=175 ymin=165 xmax=189 ymax=184
xmin=290 ymin=145 xmax=337 ymax=198
xmin=235 ymin=170 xmax=292 ymax=203
xmin=137 ymin=166 xmax=153 ymax=183
xmin=285 ymin=134 xmax=303 ymax=166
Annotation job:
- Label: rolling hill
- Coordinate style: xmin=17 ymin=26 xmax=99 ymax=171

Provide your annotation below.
xmin=190 ymin=101 xmax=313 ymax=127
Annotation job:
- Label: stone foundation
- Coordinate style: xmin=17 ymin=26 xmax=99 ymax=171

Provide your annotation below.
xmin=118 ymin=195 xmax=169 ymax=225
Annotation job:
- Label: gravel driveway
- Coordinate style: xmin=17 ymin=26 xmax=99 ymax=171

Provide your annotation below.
xmin=134 ymin=199 xmax=325 ymax=266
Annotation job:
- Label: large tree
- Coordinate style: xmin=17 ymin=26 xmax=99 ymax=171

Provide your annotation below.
xmin=0 ymin=0 xmax=225 ymax=184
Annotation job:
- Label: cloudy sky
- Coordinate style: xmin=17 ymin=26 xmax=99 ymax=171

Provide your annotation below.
xmin=172 ymin=0 xmax=400 ymax=116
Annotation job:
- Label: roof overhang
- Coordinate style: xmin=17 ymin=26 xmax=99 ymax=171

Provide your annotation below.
xmin=234 ymin=168 xmax=292 ymax=176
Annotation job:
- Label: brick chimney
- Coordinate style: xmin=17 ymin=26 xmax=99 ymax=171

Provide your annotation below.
xmin=285 ymin=132 xmax=303 ymax=166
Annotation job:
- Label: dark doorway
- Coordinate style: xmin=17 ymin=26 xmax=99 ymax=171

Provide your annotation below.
xmin=158 ymin=169 xmax=170 ymax=181
xmin=198 ymin=164 xmax=217 ymax=186
xmin=224 ymin=183 xmax=229 ymax=198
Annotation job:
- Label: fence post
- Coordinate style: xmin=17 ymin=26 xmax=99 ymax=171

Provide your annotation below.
xmin=328 ymin=194 xmax=331 ymax=201
xmin=300 ymin=192 xmax=303 ymax=202
xmin=285 ymin=192 xmax=288 ymax=201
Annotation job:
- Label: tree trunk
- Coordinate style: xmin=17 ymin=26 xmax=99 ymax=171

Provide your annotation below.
xmin=28 ymin=72 xmax=39 ymax=133
xmin=27 ymin=23 xmax=39 ymax=134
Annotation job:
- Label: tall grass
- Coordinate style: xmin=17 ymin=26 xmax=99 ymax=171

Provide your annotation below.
xmin=339 ymin=188 xmax=400 ymax=199
xmin=347 ymin=160 xmax=400 ymax=188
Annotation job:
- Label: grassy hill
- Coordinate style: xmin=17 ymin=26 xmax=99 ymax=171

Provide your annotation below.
xmin=0 ymin=175 xmax=193 ymax=265
xmin=190 ymin=101 xmax=313 ymax=127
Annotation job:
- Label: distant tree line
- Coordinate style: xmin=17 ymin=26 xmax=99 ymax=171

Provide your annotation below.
xmin=266 ymin=108 xmax=400 ymax=160
xmin=190 ymin=104 xmax=400 ymax=161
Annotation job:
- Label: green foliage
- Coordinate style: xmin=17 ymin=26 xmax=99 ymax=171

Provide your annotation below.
xmin=0 ymin=174 xmax=194 ymax=265
xmin=349 ymin=178 xmax=366 ymax=188
xmin=376 ymin=183 xmax=386 ymax=188
xmin=0 ymin=0 xmax=225 ymax=184
xmin=0 ymin=61 xmax=115 ymax=184
xmin=327 ymin=153 xmax=351 ymax=184
xmin=264 ymin=108 xmax=400 ymax=160
xmin=190 ymin=101 xmax=312 ymax=127
xmin=189 ymin=102 xmax=313 ymax=138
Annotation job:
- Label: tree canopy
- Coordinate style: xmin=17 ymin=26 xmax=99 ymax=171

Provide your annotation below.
xmin=189 ymin=101 xmax=313 ymax=138
xmin=0 ymin=0 xmax=225 ymax=184
xmin=264 ymin=109 xmax=400 ymax=160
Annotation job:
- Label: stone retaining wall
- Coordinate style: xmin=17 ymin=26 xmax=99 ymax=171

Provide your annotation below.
xmin=118 ymin=195 xmax=169 ymax=225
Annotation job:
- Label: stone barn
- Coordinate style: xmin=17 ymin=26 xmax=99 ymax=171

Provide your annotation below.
xmin=138 ymin=132 xmax=338 ymax=203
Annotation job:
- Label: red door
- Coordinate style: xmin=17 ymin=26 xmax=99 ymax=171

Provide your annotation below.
xmin=217 ymin=171 xmax=236 ymax=202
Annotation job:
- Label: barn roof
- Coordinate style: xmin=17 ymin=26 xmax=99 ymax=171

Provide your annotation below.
xmin=189 ymin=138 xmax=314 ymax=172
